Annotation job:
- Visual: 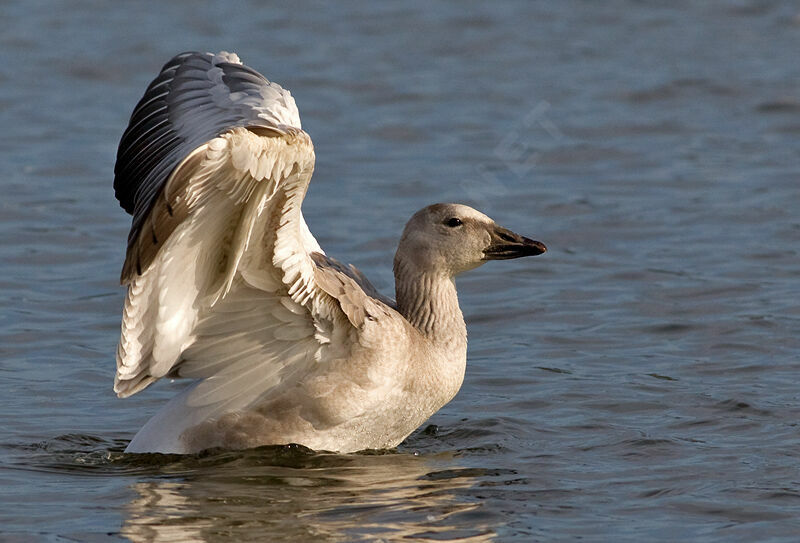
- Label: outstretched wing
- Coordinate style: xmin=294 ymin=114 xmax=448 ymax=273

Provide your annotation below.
xmin=114 ymin=50 xmax=301 ymax=274
xmin=113 ymin=52 xmax=391 ymax=411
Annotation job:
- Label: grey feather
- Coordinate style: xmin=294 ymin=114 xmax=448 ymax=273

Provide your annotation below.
xmin=310 ymin=252 xmax=397 ymax=310
xmin=113 ymin=51 xmax=299 ymax=278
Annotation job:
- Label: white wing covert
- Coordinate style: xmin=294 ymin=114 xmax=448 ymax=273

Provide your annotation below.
xmin=113 ymin=52 xmax=388 ymax=415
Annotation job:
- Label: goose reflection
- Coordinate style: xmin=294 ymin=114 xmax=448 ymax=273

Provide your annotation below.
xmin=121 ymin=447 xmax=496 ymax=542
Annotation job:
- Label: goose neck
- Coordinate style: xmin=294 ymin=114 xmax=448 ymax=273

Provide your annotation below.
xmin=394 ymin=261 xmax=466 ymax=346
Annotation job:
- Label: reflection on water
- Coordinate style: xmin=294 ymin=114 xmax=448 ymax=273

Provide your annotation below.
xmin=119 ymin=447 xmax=492 ymax=542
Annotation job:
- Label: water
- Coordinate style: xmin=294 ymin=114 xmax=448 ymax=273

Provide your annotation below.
xmin=1 ymin=1 xmax=799 ymax=540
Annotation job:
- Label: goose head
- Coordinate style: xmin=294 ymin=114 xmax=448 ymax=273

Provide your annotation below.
xmin=395 ymin=203 xmax=546 ymax=277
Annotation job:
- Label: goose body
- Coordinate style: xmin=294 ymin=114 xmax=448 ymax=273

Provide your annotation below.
xmin=114 ymin=51 xmax=546 ymax=454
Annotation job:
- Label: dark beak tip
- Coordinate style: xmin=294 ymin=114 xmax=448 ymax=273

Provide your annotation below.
xmin=483 ymin=235 xmax=547 ymax=260
xmin=525 ymin=238 xmax=547 ymax=256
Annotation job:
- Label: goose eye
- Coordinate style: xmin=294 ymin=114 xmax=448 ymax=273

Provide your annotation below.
xmin=445 ymin=217 xmax=463 ymax=228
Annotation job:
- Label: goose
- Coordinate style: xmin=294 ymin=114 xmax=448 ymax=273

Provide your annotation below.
xmin=113 ymin=51 xmax=546 ymax=454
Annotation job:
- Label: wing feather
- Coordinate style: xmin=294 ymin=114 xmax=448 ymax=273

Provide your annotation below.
xmin=114 ymin=51 xmax=301 ymax=257
xmin=114 ymin=127 xmax=316 ymax=397
xmin=113 ymin=53 xmax=396 ymax=452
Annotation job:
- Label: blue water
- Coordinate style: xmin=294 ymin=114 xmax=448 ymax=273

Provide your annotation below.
xmin=1 ymin=1 xmax=800 ymax=541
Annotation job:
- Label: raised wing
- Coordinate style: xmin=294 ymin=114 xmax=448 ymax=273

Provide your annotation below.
xmin=114 ymin=51 xmax=301 ymax=280
xmin=113 ymin=52 xmax=392 ymax=411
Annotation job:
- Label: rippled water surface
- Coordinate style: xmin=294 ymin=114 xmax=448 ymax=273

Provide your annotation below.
xmin=2 ymin=1 xmax=800 ymax=541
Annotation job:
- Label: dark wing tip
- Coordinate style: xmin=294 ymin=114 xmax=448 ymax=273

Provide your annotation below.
xmin=113 ymin=50 xmax=289 ymax=280
xmin=113 ymin=51 xmax=209 ymax=215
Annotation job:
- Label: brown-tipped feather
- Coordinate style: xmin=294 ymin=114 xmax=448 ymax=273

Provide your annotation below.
xmin=120 ymin=146 xmax=206 ymax=283
xmin=120 ymin=125 xmax=289 ymax=284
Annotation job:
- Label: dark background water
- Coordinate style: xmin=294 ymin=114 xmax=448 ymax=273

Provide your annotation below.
xmin=1 ymin=1 xmax=799 ymax=541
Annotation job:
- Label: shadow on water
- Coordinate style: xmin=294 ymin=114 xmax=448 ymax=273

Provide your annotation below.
xmin=4 ymin=433 xmax=499 ymax=542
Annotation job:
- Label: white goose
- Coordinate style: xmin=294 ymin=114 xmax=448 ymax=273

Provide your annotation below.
xmin=114 ymin=51 xmax=546 ymax=454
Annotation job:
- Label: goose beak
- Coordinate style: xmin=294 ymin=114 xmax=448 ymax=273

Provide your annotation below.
xmin=483 ymin=227 xmax=547 ymax=260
